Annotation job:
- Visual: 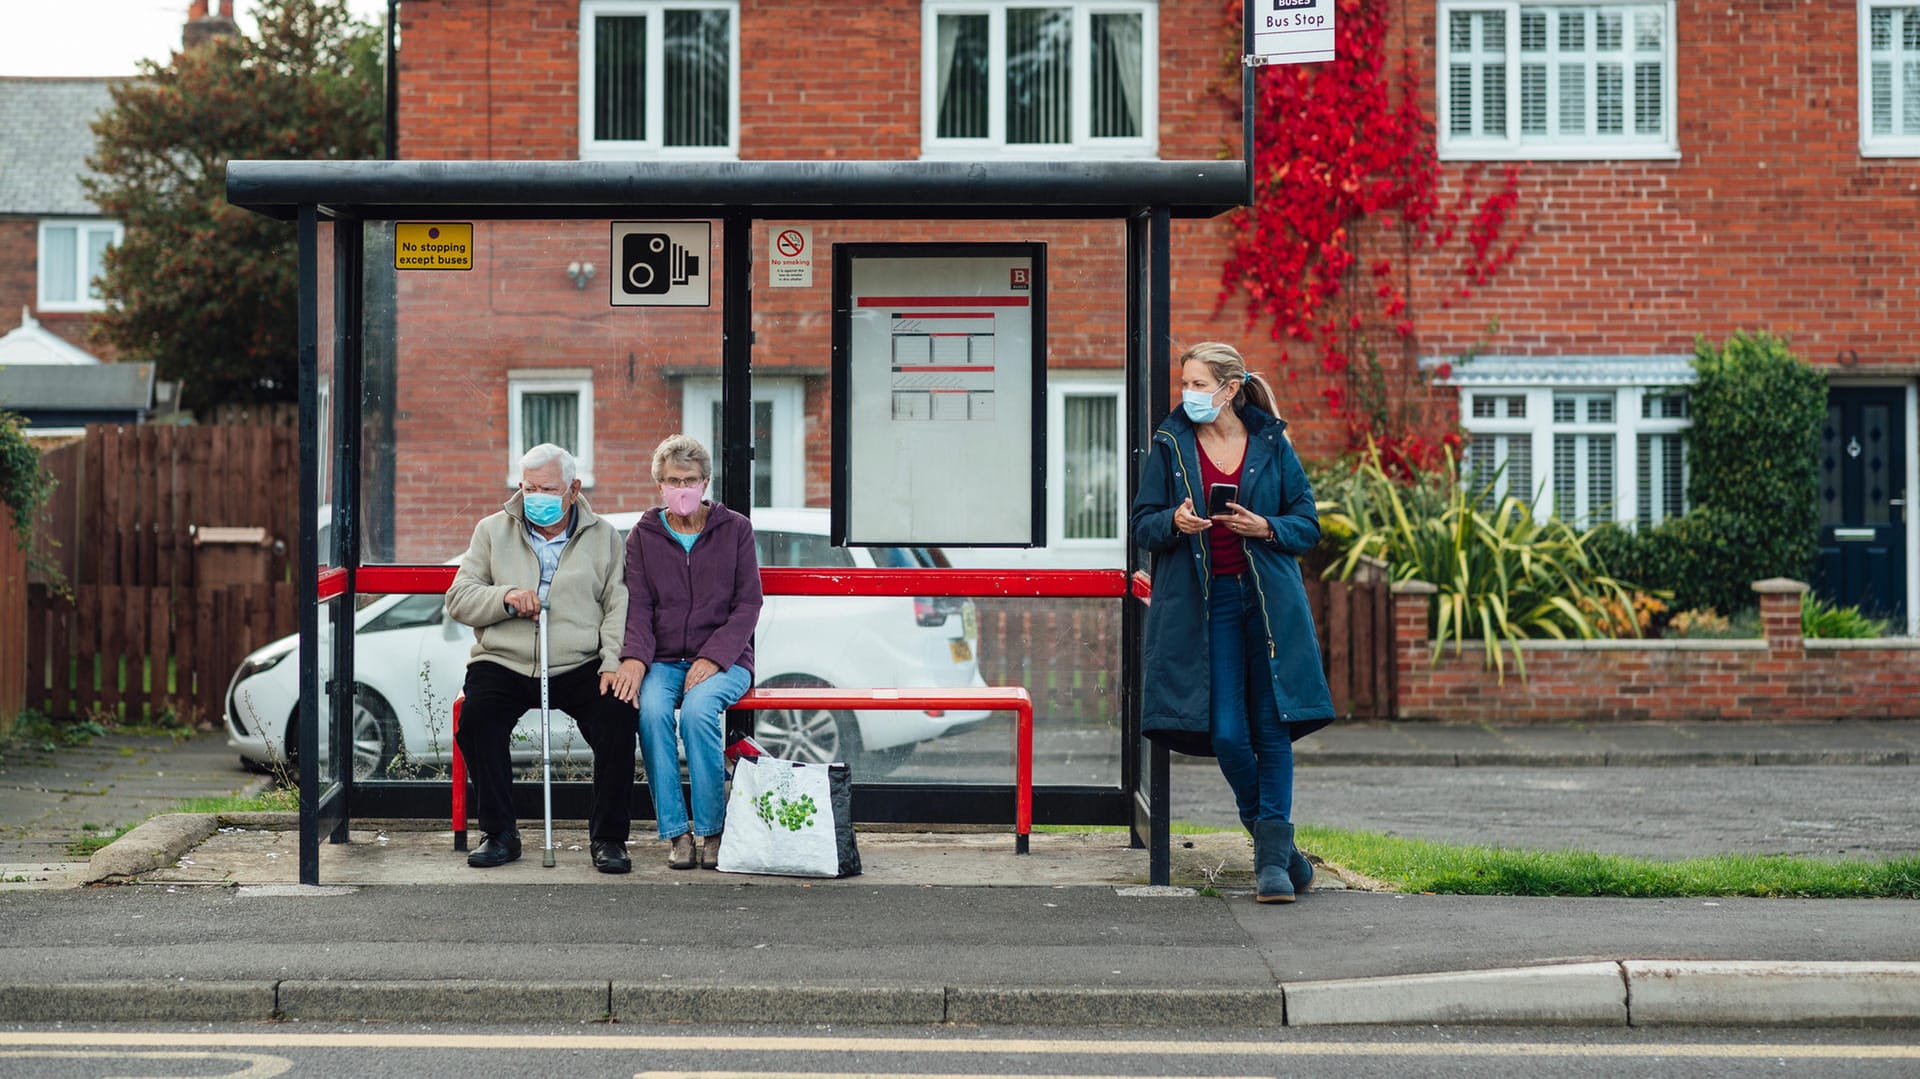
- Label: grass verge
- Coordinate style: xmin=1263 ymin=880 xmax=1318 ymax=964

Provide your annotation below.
xmin=1035 ymin=821 xmax=1920 ymax=899
xmin=171 ymin=788 xmax=301 ymax=815
xmin=1295 ymin=823 xmax=1920 ymax=900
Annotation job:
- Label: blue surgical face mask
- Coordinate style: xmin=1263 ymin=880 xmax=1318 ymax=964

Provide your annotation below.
xmin=1182 ymin=386 xmax=1223 ymax=424
xmin=523 ymin=491 xmax=564 ymax=527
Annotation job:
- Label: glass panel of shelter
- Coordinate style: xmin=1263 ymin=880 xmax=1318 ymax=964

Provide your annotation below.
xmin=343 ymin=215 xmax=1128 ymax=812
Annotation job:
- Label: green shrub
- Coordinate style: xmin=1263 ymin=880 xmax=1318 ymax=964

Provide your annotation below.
xmin=0 ymin=411 xmax=55 ymax=543
xmin=1683 ymin=331 xmax=1825 ymax=610
xmin=1585 ymin=332 xmax=1824 ymax=616
xmin=1320 ymin=443 xmax=1639 ymax=679
xmin=1801 ymin=593 xmax=1889 ymax=639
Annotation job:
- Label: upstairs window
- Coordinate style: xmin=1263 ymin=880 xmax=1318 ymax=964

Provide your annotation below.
xmin=1439 ymin=1 xmax=1676 ymax=160
xmin=580 ymin=0 xmax=738 ymax=159
xmin=1863 ymin=2 xmax=1920 ymax=155
xmin=38 ymin=219 xmax=122 ymax=312
xmin=923 ymin=1 xmax=1157 ymax=158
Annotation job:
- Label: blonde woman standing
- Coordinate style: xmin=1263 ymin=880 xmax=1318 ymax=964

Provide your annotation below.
xmin=1128 ymin=342 xmax=1335 ymax=903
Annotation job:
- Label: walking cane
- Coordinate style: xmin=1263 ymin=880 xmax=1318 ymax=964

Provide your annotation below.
xmin=538 ymin=599 xmax=556 ymax=868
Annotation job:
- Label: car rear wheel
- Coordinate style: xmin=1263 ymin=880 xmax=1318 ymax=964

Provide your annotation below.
xmin=747 ymin=674 xmax=912 ymax=776
xmin=269 ymin=686 xmax=402 ymax=783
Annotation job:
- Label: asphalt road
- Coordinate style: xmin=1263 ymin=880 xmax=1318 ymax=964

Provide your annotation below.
xmin=1172 ymin=760 xmax=1920 ymax=860
xmin=3 ymin=1024 xmax=1917 ymax=1078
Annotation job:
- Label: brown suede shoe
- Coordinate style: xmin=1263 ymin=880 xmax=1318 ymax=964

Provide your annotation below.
xmin=668 ymin=832 xmax=696 ymax=870
xmin=698 ymin=833 xmax=722 ymax=870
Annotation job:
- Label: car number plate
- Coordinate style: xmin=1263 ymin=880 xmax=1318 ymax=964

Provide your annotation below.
xmin=950 ymin=639 xmax=973 ymax=663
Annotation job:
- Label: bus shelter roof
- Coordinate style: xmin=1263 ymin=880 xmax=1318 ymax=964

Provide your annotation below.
xmin=225 ymin=159 xmax=1246 ymax=221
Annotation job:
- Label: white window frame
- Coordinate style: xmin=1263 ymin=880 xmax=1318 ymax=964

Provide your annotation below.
xmin=1437 ymin=0 xmax=1678 ymax=161
xmin=578 ymin=0 xmax=741 ymax=161
xmin=1861 ymin=1 xmax=1920 ymax=156
xmin=36 ymin=218 xmax=123 ymax=313
xmin=1046 ymin=376 xmax=1124 ymax=548
xmin=507 ymin=369 xmax=597 ymax=487
xmin=920 ymin=0 xmax=1159 ymax=160
xmin=1458 ymin=382 xmax=1692 ymax=528
xmin=1550 ymin=390 xmax=1620 ymax=527
xmin=1629 ymin=386 xmax=1689 ymax=526
xmin=680 ymin=377 xmax=804 ymax=507
xmin=1463 ymin=392 xmax=1537 ymax=506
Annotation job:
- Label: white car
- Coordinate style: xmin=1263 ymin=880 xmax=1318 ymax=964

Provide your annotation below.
xmin=224 ymin=507 xmax=988 ymax=779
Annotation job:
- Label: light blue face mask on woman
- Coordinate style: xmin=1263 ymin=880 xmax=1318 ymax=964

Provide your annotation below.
xmin=1182 ymin=387 xmax=1223 ymax=424
xmin=523 ymin=491 xmax=564 ymax=527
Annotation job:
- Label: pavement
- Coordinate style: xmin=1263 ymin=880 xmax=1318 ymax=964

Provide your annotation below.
xmin=1 ymin=719 xmax=1918 ymax=1029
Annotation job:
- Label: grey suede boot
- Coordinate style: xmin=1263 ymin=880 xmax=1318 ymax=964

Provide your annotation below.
xmin=1289 ymin=847 xmax=1314 ymax=893
xmin=1251 ymin=820 xmax=1297 ymax=904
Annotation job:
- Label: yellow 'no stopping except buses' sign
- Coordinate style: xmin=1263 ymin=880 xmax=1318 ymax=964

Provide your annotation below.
xmin=395 ymin=222 xmax=474 ymax=271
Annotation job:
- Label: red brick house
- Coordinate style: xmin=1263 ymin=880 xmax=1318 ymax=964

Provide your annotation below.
xmin=0 ymin=78 xmax=123 ymax=367
xmin=386 ymin=0 xmax=1917 ymax=627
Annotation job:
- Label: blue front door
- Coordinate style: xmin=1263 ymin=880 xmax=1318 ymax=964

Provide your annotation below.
xmin=1816 ymin=387 xmax=1908 ymax=620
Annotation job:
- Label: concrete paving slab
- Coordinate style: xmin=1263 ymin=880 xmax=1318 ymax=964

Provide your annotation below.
xmin=1284 ymin=962 xmax=1627 ymax=1026
xmin=0 ymin=982 xmax=277 ymax=1022
xmin=613 ymin=984 xmax=946 ymax=1025
xmin=944 ymin=986 xmax=1287 ymax=1026
xmin=1625 ymin=960 xmax=1920 ymax=1026
xmin=278 ymin=981 xmax=611 ymax=1023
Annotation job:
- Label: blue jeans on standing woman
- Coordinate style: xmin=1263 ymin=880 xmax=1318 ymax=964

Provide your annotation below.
xmin=638 ymin=659 xmax=752 ymax=840
xmin=1208 ymin=573 xmax=1294 ymax=826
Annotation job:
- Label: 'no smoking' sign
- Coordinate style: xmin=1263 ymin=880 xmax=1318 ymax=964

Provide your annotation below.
xmin=769 ymin=226 xmax=812 ymax=288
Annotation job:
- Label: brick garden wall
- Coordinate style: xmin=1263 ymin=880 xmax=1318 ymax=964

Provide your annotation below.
xmin=1392 ymin=578 xmax=1920 ymax=722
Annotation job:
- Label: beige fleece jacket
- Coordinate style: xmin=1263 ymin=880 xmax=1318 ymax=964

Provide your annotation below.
xmin=444 ymin=492 xmax=628 ymax=677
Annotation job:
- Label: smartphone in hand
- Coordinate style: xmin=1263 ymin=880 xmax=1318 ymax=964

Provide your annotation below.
xmin=1207 ymin=482 xmax=1238 ymax=517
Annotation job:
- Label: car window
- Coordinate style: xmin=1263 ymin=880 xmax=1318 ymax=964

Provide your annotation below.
xmin=766 ymin=531 xmax=856 ymax=568
xmin=869 ymin=546 xmax=919 ymax=569
xmin=363 ymin=593 xmax=445 ymax=633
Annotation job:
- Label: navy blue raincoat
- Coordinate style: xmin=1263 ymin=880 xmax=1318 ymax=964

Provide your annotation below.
xmin=1129 ymin=404 xmax=1336 ymax=756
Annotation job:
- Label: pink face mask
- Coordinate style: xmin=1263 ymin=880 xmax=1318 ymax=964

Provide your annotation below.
xmin=664 ymin=482 xmax=705 ymax=517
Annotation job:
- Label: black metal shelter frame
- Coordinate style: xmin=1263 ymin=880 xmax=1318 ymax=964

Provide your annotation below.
xmin=225 ymin=159 xmax=1244 ymax=886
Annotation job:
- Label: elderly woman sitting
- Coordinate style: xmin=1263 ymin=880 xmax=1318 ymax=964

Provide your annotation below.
xmin=609 ymin=435 xmax=763 ymax=869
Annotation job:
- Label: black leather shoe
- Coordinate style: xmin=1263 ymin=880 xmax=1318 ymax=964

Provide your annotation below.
xmin=467 ymin=831 xmax=521 ymax=868
xmin=591 ymin=840 xmax=631 ymax=875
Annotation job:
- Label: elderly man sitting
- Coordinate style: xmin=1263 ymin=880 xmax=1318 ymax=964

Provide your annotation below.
xmin=445 ymin=443 xmax=638 ymax=873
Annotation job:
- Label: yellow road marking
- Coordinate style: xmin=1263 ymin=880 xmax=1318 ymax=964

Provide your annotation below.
xmin=0 ymin=1049 xmax=292 ymax=1078
xmin=0 ymin=1032 xmax=1916 ymax=1059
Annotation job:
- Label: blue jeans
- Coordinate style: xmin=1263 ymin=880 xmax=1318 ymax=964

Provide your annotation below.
xmin=1208 ymin=573 xmax=1294 ymax=825
xmin=638 ymin=660 xmax=751 ymax=839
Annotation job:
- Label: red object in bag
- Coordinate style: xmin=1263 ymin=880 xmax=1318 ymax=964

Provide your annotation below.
xmin=725 ymin=733 xmax=766 ymax=762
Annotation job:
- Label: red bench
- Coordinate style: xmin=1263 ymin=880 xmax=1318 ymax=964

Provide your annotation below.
xmin=450 ymin=684 xmax=1035 ymax=854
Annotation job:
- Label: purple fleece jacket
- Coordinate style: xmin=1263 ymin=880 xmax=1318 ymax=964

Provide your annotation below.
xmin=620 ymin=500 xmax=763 ymax=676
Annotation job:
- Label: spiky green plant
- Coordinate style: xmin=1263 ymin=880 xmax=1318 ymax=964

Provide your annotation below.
xmin=1318 ymin=442 xmax=1641 ymax=680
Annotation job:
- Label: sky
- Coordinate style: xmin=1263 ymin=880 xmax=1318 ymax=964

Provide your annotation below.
xmin=0 ymin=0 xmax=390 ymax=78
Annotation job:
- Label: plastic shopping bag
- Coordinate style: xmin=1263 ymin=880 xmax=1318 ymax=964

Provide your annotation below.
xmin=718 ymin=756 xmax=860 ymax=878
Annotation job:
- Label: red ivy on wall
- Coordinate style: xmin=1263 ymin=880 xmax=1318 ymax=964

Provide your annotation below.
xmin=1218 ymin=0 xmax=1523 ymax=475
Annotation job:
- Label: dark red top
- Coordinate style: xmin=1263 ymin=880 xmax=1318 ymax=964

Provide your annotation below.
xmin=1198 ymin=447 xmax=1248 ymax=577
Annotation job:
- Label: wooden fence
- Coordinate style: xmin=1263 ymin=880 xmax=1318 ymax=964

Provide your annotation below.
xmin=974 ymin=557 xmax=1394 ymax=723
xmin=0 ymin=514 xmax=27 ymax=718
xmin=21 ymin=424 xmax=299 ymax=722
xmin=24 ymin=582 xmax=296 ymax=725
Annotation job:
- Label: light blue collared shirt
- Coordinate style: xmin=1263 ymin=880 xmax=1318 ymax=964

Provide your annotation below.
xmin=525 ymin=511 xmax=575 ymax=606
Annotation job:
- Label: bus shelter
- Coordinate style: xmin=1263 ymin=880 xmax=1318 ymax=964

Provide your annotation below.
xmin=224 ymin=159 xmax=1243 ymax=885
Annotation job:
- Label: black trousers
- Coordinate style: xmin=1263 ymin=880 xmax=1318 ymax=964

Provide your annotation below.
xmin=455 ymin=659 xmax=638 ymax=843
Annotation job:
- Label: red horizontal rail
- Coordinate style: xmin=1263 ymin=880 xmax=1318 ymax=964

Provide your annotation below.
xmin=340 ymin=564 xmax=1128 ymax=599
xmin=316 ymin=566 xmax=349 ymax=601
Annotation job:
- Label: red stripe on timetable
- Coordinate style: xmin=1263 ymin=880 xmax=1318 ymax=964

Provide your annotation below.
xmin=893 ymin=312 xmax=993 ymax=319
xmin=893 ymin=366 xmax=996 ymax=372
xmin=859 ymin=296 xmax=1030 ymax=307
